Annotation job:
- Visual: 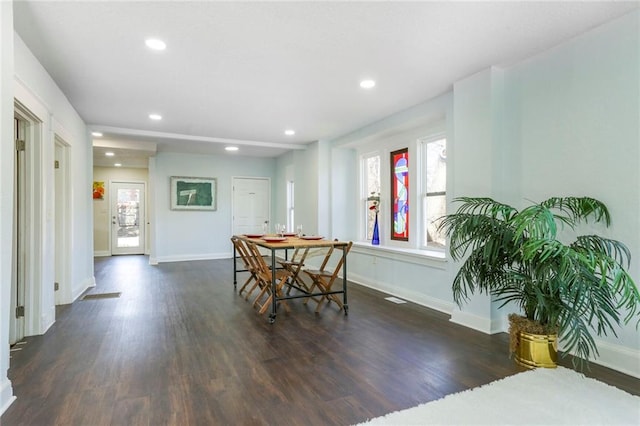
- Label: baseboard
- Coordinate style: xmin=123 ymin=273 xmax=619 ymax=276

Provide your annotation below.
xmin=490 ymin=314 xmax=509 ymax=334
xmin=40 ymin=306 xmax=56 ymax=334
xmin=93 ymin=250 xmax=110 ymax=257
xmin=348 ymin=272 xmax=454 ymax=315
xmin=449 ymin=308 xmax=493 ymax=334
xmin=0 ymin=377 xmax=16 ymax=416
xmin=587 ymin=339 xmax=640 ymax=379
xmin=155 ymin=252 xmax=230 ymax=264
xmin=72 ymin=276 xmax=96 ymax=302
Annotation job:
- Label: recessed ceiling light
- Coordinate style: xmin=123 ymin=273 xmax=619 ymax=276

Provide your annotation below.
xmin=225 ymin=146 xmax=239 ymax=152
xmin=360 ymin=79 xmax=376 ymax=89
xmin=92 ymin=132 xmax=103 ymax=137
xmin=284 ymin=129 xmax=295 ymax=136
xmin=105 ymin=152 xmax=115 ymax=157
xmin=114 ymin=163 xmax=122 ymax=167
xmin=145 ymin=38 xmax=166 ymax=51
xmin=149 ymin=113 xmax=162 ymax=121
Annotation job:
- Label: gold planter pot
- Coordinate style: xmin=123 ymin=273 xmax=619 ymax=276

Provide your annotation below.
xmin=514 ymin=331 xmax=557 ymax=369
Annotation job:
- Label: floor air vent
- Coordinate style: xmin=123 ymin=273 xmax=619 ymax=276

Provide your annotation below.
xmin=81 ymin=292 xmax=121 ymax=300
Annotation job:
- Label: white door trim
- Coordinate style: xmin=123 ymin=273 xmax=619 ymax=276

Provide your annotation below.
xmin=109 ymin=180 xmax=147 ymax=255
xmin=14 ymin=84 xmax=54 ymax=336
xmin=53 ymin=133 xmax=72 ymax=305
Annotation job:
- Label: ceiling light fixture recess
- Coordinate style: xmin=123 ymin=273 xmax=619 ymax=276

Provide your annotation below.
xmin=91 ymin=132 xmax=103 ymax=137
xmin=360 ymin=79 xmax=376 ymax=89
xmin=105 ymin=152 xmax=115 ymax=157
xmin=284 ymin=129 xmax=295 ymax=136
xmin=145 ymin=38 xmax=166 ymax=51
xmin=225 ymin=146 xmax=239 ymax=152
xmin=149 ymin=113 xmax=162 ymax=121
xmin=114 ymin=163 xmax=122 ymax=167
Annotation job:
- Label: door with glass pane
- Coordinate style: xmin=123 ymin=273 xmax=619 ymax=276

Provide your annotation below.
xmin=111 ymin=182 xmax=145 ymax=255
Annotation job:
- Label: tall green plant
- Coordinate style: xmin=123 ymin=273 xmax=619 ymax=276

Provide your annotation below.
xmin=438 ymin=196 xmax=640 ymax=367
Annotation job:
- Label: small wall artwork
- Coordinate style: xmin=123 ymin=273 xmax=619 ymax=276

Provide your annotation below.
xmin=93 ymin=181 xmax=105 ymax=200
xmin=390 ymin=148 xmax=409 ymax=241
xmin=170 ymin=176 xmax=217 ymax=211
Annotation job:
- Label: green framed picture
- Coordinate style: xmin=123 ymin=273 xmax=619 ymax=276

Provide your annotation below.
xmin=170 ymin=176 xmax=217 ymax=211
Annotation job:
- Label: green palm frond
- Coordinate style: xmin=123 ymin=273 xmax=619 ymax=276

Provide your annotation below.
xmin=440 ymin=196 xmax=639 ymax=369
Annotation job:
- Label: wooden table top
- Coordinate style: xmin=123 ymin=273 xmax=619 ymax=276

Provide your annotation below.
xmin=236 ymin=234 xmax=349 ymax=249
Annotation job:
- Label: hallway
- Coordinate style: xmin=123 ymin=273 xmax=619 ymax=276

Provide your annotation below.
xmin=2 ymin=256 xmax=638 ymax=425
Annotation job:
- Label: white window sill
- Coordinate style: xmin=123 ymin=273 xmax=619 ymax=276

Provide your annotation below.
xmin=352 ymin=241 xmax=447 ymax=269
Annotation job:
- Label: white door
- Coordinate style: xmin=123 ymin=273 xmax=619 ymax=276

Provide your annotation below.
xmin=232 ymin=177 xmax=270 ymax=235
xmin=10 ymin=117 xmax=27 ymax=344
xmin=111 ymin=182 xmax=146 ymax=255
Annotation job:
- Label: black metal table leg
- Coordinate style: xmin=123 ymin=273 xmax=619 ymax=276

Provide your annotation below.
xmin=342 ymin=246 xmax=348 ymax=315
xmin=270 ymin=248 xmax=278 ymax=323
xmin=233 ymin=243 xmax=237 ymax=289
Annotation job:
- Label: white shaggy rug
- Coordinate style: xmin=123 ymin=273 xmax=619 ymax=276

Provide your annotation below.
xmin=357 ymin=367 xmax=640 ymax=425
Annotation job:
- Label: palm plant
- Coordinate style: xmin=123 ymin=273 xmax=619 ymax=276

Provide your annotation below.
xmin=438 ymin=196 xmax=640 ymax=368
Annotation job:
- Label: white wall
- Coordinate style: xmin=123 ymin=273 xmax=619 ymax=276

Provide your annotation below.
xmin=276 ymin=145 xmax=322 ymax=237
xmin=1 ymin=14 xmax=95 ymax=415
xmin=151 ymin=152 xmax=276 ymax=263
xmin=0 ymin=1 xmax=16 ymax=416
xmin=295 ymin=9 xmax=640 ymax=376
xmin=274 ymin=150 xmax=293 ymax=231
xmin=14 ymin=33 xmax=95 ymax=307
xmin=504 ymin=9 xmax=640 ymax=375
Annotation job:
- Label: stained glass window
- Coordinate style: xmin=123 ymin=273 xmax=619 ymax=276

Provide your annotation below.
xmin=390 ymin=148 xmax=409 ymax=241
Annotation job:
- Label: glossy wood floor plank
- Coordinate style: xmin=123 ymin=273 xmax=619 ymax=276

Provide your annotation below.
xmin=2 ymin=255 xmax=638 ymax=425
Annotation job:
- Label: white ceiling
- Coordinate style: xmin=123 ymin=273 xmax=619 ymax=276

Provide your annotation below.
xmin=13 ymin=1 xmax=639 ymax=167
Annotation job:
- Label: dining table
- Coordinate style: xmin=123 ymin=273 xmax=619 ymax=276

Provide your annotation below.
xmin=233 ymin=234 xmax=350 ymax=323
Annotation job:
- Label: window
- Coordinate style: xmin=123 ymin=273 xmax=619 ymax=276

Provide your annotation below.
xmin=286 ymin=180 xmax=294 ymax=232
xmin=390 ymin=148 xmax=409 ymax=241
xmin=421 ymin=137 xmax=447 ymax=249
xmin=363 ymin=154 xmax=380 ymax=240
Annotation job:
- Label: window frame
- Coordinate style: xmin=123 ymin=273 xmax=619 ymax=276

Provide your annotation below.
xmin=361 ymin=151 xmax=381 ymax=241
xmin=419 ymin=134 xmax=447 ymax=252
xmin=286 ymin=180 xmax=294 ymax=233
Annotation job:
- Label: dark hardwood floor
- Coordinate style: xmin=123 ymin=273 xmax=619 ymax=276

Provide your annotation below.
xmin=2 ymin=255 xmax=639 ymax=425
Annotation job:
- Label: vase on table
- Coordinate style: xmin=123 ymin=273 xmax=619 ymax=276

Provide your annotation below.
xmin=372 ymin=212 xmax=380 ymax=245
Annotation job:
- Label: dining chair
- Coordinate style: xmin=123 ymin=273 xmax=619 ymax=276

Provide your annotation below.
xmin=278 ymin=246 xmax=325 ymax=296
xmin=278 ymin=247 xmax=304 ymax=294
xmin=303 ymin=241 xmax=353 ymax=313
xmin=231 ymin=236 xmax=261 ymax=300
xmin=245 ymin=240 xmax=292 ymax=315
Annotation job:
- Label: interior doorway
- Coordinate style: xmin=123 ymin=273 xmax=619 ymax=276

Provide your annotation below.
xmin=10 ymin=116 xmax=27 ymax=345
xmin=110 ymin=181 xmax=146 ymax=255
xmin=232 ymin=177 xmax=270 ymax=235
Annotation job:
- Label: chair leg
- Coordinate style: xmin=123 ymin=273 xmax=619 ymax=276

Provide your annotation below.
xmin=329 ymin=293 xmax=344 ymax=310
xmin=238 ymin=275 xmax=254 ymax=296
xmin=257 ymin=283 xmax=290 ymax=315
xmin=244 ymin=277 xmax=263 ymax=301
xmin=252 ymin=283 xmax=270 ymax=308
xmin=314 ymin=293 xmax=327 ymax=313
xmin=302 ymin=280 xmax=319 ymax=305
xmin=258 ymin=294 xmax=273 ymax=315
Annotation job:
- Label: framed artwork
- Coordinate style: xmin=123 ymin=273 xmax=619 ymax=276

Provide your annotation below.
xmin=170 ymin=176 xmax=217 ymax=211
xmin=390 ymin=148 xmax=409 ymax=241
xmin=93 ymin=181 xmax=105 ymax=200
